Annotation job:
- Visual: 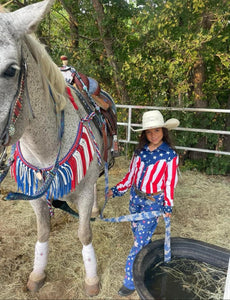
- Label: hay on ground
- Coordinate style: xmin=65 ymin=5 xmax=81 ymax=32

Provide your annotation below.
xmin=0 ymin=156 xmax=229 ymax=299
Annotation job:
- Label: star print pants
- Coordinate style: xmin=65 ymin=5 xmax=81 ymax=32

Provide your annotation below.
xmin=123 ymin=186 xmax=164 ymax=290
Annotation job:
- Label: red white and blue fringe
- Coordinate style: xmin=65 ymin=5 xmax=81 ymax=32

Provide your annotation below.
xmin=10 ymin=123 xmax=95 ymax=200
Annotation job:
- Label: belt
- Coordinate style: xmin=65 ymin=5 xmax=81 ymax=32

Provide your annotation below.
xmin=134 ymin=187 xmax=163 ymax=201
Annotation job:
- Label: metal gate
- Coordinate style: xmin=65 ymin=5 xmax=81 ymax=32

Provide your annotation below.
xmin=116 ymin=105 xmax=230 ymax=156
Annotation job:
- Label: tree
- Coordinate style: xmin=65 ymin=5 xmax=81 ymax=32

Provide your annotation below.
xmin=4 ymin=0 xmax=230 ymax=173
xmin=91 ymin=0 xmax=130 ymax=103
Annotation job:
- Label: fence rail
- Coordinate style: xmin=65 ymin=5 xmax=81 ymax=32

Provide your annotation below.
xmin=116 ymin=105 xmax=230 ymax=156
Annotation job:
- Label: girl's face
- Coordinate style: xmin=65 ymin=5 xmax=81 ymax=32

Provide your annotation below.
xmin=145 ymin=128 xmax=163 ymax=150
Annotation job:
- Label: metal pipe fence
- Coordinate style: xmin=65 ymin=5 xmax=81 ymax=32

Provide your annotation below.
xmin=116 ymin=105 xmax=230 ymax=156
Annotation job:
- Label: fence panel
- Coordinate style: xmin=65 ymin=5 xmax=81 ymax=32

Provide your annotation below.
xmin=116 ymin=105 xmax=230 ymax=156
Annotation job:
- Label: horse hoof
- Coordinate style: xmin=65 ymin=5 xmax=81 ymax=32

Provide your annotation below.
xmin=85 ymin=282 xmax=100 ymax=296
xmin=27 ymin=272 xmax=46 ymax=292
xmin=85 ymin=277 xmax=100 ymax=296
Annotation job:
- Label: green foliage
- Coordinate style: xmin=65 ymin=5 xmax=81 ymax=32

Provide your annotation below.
xmin=6 ymin=0 xmax=230 ymax=175
xmin=181 ymin=155 xmax=230 ymax=175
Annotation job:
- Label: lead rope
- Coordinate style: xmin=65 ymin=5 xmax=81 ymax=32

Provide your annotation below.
xmin=164 ymin=216 xmax=171 ymax=262
xmin=99 ymin=203 xmax=171 ymax=263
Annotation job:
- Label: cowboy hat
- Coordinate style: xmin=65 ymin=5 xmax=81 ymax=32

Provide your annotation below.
xmin=60 ymin=55 xmax=68 ymax=61
xmin=132 ymin=110 xmax=180 ymax=132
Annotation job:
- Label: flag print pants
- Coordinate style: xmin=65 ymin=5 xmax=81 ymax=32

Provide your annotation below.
xmin=123 ymin=186 xmax=164 ymax=290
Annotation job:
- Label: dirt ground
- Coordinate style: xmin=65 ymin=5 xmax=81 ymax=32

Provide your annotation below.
xmin=0 ymin=156 xmax=229 ymax=300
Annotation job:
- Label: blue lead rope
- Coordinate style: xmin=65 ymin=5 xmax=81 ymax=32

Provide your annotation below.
xmin=164 ymin=216 xmax=171 ymax=262
xmin=99 ymin=210 xmax=171 ymax=263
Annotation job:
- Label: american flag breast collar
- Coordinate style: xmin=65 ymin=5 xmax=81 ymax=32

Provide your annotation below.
xmin=10 ymin=122 xmax=95 ymax=200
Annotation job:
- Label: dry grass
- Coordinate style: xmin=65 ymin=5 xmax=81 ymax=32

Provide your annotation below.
xmin=0 ymin=156 xmax=229 ymax=300
xmin=152 ymin=258 xmax=226 ymax=300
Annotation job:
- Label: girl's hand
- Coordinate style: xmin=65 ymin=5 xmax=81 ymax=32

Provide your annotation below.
xmin=107 ymin=189 xmax=113 ymax=198
xmin=164 ymin=213 xmax=171 ymax=218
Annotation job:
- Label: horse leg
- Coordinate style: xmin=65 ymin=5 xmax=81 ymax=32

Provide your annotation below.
xmin=27 ymin=198 xmax=50 ymax=292
xmin=91 ymin=183 xmax=100 ymax=218
xmin=78 ymin=193 xmax=100 ymax=296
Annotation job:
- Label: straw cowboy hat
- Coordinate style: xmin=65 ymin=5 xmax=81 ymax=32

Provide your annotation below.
xmin=60 ymin=55 xmax=68 ymax=61
xmin=133 ymin=110 xmax=180 ymax=132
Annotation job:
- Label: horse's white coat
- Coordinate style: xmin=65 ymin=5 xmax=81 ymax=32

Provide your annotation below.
xmin=0 ymin=0 xmax=113 ymax=295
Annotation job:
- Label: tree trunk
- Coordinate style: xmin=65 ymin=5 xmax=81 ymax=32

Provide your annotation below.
xmin=193 ymin=58 xmax=206 ymax=107
xmin=189 ymin=57 xmax=207 ymax=160
xmin=59 ymin=0 xmax=79 ymax=50
xmin=91 ymin=0 xmax=129 ymax=104
xmin=188 ymin=9 xmax=215 ymax=160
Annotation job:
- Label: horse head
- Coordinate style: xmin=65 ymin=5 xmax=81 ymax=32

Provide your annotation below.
xmin=0 ymin=0 xmax=55 ymax=150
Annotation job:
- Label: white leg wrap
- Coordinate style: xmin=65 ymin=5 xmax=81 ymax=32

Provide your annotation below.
xmin=82 ymin=243 xmax=97 ymax=279
xmin=33 ymin=241 xmax=49 ymax=275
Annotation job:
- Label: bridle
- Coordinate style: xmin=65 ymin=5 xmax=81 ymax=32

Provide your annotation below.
xmin=0 ymin=53 xmax=34 ymax=182
xmin=0 ymin=58 xmax=28 ymax=147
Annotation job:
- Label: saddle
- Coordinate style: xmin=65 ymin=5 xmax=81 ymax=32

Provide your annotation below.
xmin=73 ymin=73 xmax=110 ymax=111
xmin=67 ymin=72 xmax=119 ymax=161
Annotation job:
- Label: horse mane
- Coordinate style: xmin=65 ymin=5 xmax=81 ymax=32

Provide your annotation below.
xmin=24 ymin=34 xmax=67 ymax=112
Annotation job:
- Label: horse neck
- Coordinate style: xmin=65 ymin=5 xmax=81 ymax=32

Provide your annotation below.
xmin=19 ymin=43 xmax=61 ymax=168
xmin=20 ymin=104 xmax=59 ymax=168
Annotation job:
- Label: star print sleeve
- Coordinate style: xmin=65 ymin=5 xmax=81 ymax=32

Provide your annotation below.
xmin=111 ymin=155 xmax=138 ymax=197
xmin=164 ymin=155 xmax=179 ymax=209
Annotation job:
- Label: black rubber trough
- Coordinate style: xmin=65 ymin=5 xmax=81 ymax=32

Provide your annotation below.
xmin=133 ymin=237 xmax=230 ymax=300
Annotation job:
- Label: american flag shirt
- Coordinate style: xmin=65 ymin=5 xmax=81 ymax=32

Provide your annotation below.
xmin=111 ymin=142 xmax=179 ymax=209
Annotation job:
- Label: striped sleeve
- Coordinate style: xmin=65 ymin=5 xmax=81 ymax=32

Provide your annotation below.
xmin=164 ymin=155 xmax=179 ymax=207
xmin=112 ymin=155 xmax=138 ymax=196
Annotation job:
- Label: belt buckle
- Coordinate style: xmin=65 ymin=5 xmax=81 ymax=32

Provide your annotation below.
xmin=146 ymin=194 xmax=155 ymax=202
xmin=134 ymin=187 xmax=156 ymax=202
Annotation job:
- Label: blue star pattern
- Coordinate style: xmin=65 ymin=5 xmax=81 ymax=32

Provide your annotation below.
xmin=122 ymin=188 xmax=167 ymax=290
xmin=109 ymin=142 xmax=179 ymax=290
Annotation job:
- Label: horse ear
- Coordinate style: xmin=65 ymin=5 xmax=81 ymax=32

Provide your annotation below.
xmin=10 ymin=0 xmax=55 ymax=35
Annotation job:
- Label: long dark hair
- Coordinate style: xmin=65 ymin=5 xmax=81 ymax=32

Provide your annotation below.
xmin=134 ymin=128 xmax=176 ymax=155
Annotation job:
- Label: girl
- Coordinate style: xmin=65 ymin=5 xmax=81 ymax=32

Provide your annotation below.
xmin=107 ymin=110 xmax=180 ymax=297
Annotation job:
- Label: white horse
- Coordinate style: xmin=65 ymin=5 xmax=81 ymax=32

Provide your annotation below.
xmin=0 ymin=0 xmax=116 ymax=296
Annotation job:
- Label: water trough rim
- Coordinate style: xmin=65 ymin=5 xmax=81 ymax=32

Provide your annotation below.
xmin=133 ymin=237 xmax=230 ymax=300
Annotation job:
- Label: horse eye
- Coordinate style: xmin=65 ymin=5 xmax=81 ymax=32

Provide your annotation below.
xmin=4 ymin=65 xmax=19 ymax=77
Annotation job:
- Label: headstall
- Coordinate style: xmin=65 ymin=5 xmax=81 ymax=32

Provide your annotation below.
xmin=0 ymin=59 xmax=26 ymax=147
